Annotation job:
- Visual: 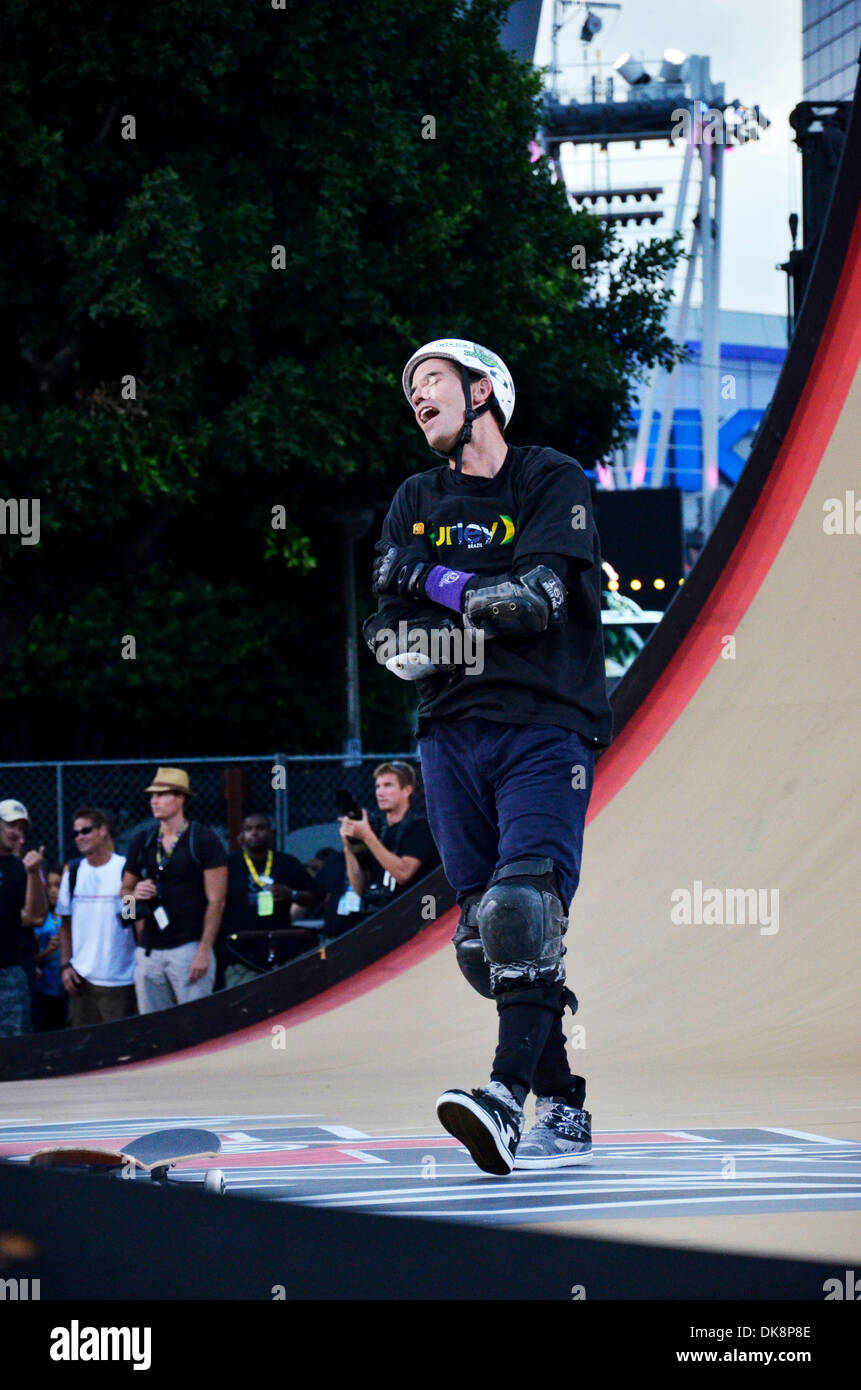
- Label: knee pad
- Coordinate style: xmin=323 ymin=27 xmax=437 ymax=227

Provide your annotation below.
xmin=477 ymin=857 xmax=567 ymax=999
xmin=452 ymin=894 xmax=493 ymax=999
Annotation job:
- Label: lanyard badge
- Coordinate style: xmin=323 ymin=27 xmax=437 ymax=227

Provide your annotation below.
xmin=244 ymin=849 xmax=275 ymax=916
xmin=157 ymin=822 xmax=188 ymax=869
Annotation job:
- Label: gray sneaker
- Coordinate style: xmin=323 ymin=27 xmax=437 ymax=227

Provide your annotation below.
xmin=513 ymin=1097 xmax=593 ymax=1169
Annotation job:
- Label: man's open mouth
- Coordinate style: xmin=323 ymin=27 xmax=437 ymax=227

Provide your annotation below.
xmin=418 ymin=405 xmax=439 ymax=425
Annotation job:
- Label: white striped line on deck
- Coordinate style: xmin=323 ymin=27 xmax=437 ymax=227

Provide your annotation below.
xmin=228 ymin=1176 xmax=861 ymax=1205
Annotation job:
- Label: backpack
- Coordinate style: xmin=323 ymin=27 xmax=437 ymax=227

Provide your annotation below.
xmin=67 ymin=856 xmax=84 ymax=897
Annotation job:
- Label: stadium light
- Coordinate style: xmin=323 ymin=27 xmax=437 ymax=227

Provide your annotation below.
xmin=613 ymin=53 xmax=652 ymax=87
xmin=660 ymin=48 xmax=686 ymax=82
xmin=581 ymin=10 xmax=602 ymax=42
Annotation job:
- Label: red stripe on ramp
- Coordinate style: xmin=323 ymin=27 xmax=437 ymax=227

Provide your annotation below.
xmin=185 ymin=1148 xmax=365 ymax=1168
xmin=589 ymin=200 xmax=861 ymax=819
xmin=356 ymin=1131 xmax=690 ymax=1148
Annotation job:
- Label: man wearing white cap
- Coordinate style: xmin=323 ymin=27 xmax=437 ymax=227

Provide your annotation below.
xmin=0 ymin=800 xmax=47 ymax=1036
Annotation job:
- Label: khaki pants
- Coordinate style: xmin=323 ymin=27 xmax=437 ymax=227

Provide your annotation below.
xmin=135 ymin=941 xmax=215 ymax=1014
xmin=68 ymin=980 xmax=138 ymax=1028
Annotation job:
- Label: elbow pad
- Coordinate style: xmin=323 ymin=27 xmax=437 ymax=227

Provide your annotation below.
xmin=462 ymin=565 xmax=567 ymax=638
xmin=363 ymin=611 xmax=463 ymax=681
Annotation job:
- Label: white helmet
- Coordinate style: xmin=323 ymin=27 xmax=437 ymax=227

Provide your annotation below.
xmin=402 ymin=338 xmax=515 ymax=428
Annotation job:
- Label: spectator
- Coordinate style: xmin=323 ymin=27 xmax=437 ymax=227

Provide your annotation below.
xmin=314 ymin=847 xmax=368 ymax=938
xmin=338 ymin=761 xmax=440 ymax=912
xmin=9 ymin=805 xmax=40 ymax=998
xmin=57 ymin=809 xmax=136 ymax=1027
xmin=0 ymin=799 xmax=46 ymax=1037
xmin=31 ymin=868 xmax=68 ymax=1032
xmin=122 ymin=767 xmax=227 ymax=1013
xmin=224 ymin=813 xmax=325 ymax=968
xmin=306 ymin=845 xmax=365 ymax=941
xmin=306 ymin=846 xmax=337 ymax=879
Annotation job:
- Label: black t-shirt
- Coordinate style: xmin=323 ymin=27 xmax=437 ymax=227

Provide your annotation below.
xmin=360 ymin=810 xmax=440 ymax=905
xmin=315 ymin=812 xmax=439 ymax=933
xmin=373 ymin=445 xmax=613 ymax=747
xmin=0 ymin=853 xmax=27 ymax=969
xmin=225 ymin=850 xmax=324 ymax=933
xmin=124 ymin=822 xmax=228 ymax=950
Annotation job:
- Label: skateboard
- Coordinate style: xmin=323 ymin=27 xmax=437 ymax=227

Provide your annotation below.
xmin=29 ymin=1126 xmax=225 ymax=1194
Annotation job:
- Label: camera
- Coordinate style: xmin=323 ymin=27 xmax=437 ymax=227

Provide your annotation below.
xmin=132 ymin=867 xmax=161 ymax=920
xmin=334 ymin=789 xmax=378 ymax=849
xmin=334 ymin=789 xmax=362 ymax=821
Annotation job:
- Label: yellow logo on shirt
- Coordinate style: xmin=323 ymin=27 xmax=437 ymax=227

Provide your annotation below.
xmin=429 ymin=515 xmax=516 ymax=548
xmin=412 ymin=522 xmax=425 ymax=535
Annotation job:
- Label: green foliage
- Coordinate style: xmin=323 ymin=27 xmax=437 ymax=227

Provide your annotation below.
xmin=0 ymin=0 xmax=682 ymax=756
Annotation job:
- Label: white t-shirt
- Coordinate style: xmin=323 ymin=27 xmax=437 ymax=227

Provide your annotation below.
xmin=57 ymin=853 xmax=135 ymax=987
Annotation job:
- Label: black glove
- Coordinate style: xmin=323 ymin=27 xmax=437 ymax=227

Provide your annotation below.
xmin=371 ymin=540 xmax=434 ymax=599
xmin=462 ymin=566 xmax=567 ymax=638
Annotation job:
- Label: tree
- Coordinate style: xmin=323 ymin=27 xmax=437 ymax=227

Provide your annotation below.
xmin=0 ymin=0 xmax=682 ymax=756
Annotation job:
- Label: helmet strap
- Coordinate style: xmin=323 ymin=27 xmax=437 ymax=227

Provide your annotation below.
xmin=452 ymin=365 xmax=491 ymax=474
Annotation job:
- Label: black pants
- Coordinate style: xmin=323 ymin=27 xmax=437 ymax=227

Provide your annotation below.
xmin=420 ymin=717 xmax=595 ymax=1106
xmin=31 ymin=990 xmax=68 ymax=1032
xmin=492 ymin=1004 xmax=585 ymax=1108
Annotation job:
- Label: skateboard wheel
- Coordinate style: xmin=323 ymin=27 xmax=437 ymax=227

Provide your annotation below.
xmin=203 ymin=1169 xmax=225 ymax=1195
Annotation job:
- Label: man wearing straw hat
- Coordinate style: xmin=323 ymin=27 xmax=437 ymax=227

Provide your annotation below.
xmin=121 ymin=767 xmax=228 ymax=1013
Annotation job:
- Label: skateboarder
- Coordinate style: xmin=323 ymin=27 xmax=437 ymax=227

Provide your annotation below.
xmin=366 ymin=338 xmax=612 ymax=1174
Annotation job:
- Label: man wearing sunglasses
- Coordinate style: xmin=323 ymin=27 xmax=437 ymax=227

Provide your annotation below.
xmin=57 ymin=808 xmax=136 ymax=1027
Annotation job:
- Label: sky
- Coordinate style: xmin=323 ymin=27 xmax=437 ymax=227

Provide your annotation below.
xmin=532 ymin=0 xmax=804 ymax=316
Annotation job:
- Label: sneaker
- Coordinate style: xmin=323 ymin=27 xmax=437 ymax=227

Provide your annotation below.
xmin=513 ymin=1097 xmax=593 ymax=1169
xmin=436 ymin=1080 xmax=524 ymax=1176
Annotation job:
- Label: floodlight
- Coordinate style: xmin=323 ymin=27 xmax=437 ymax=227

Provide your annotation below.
xmin=581 ymin=10 xmax=602 ymax=42
xmin=613 ymin=53 xmax=652 ymax=87
xmin=660 ymin=49 xmax=686 ymax=82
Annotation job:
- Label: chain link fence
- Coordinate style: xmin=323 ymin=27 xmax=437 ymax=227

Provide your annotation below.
xmin=0 ymin=754 xmax=423 ymax=868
